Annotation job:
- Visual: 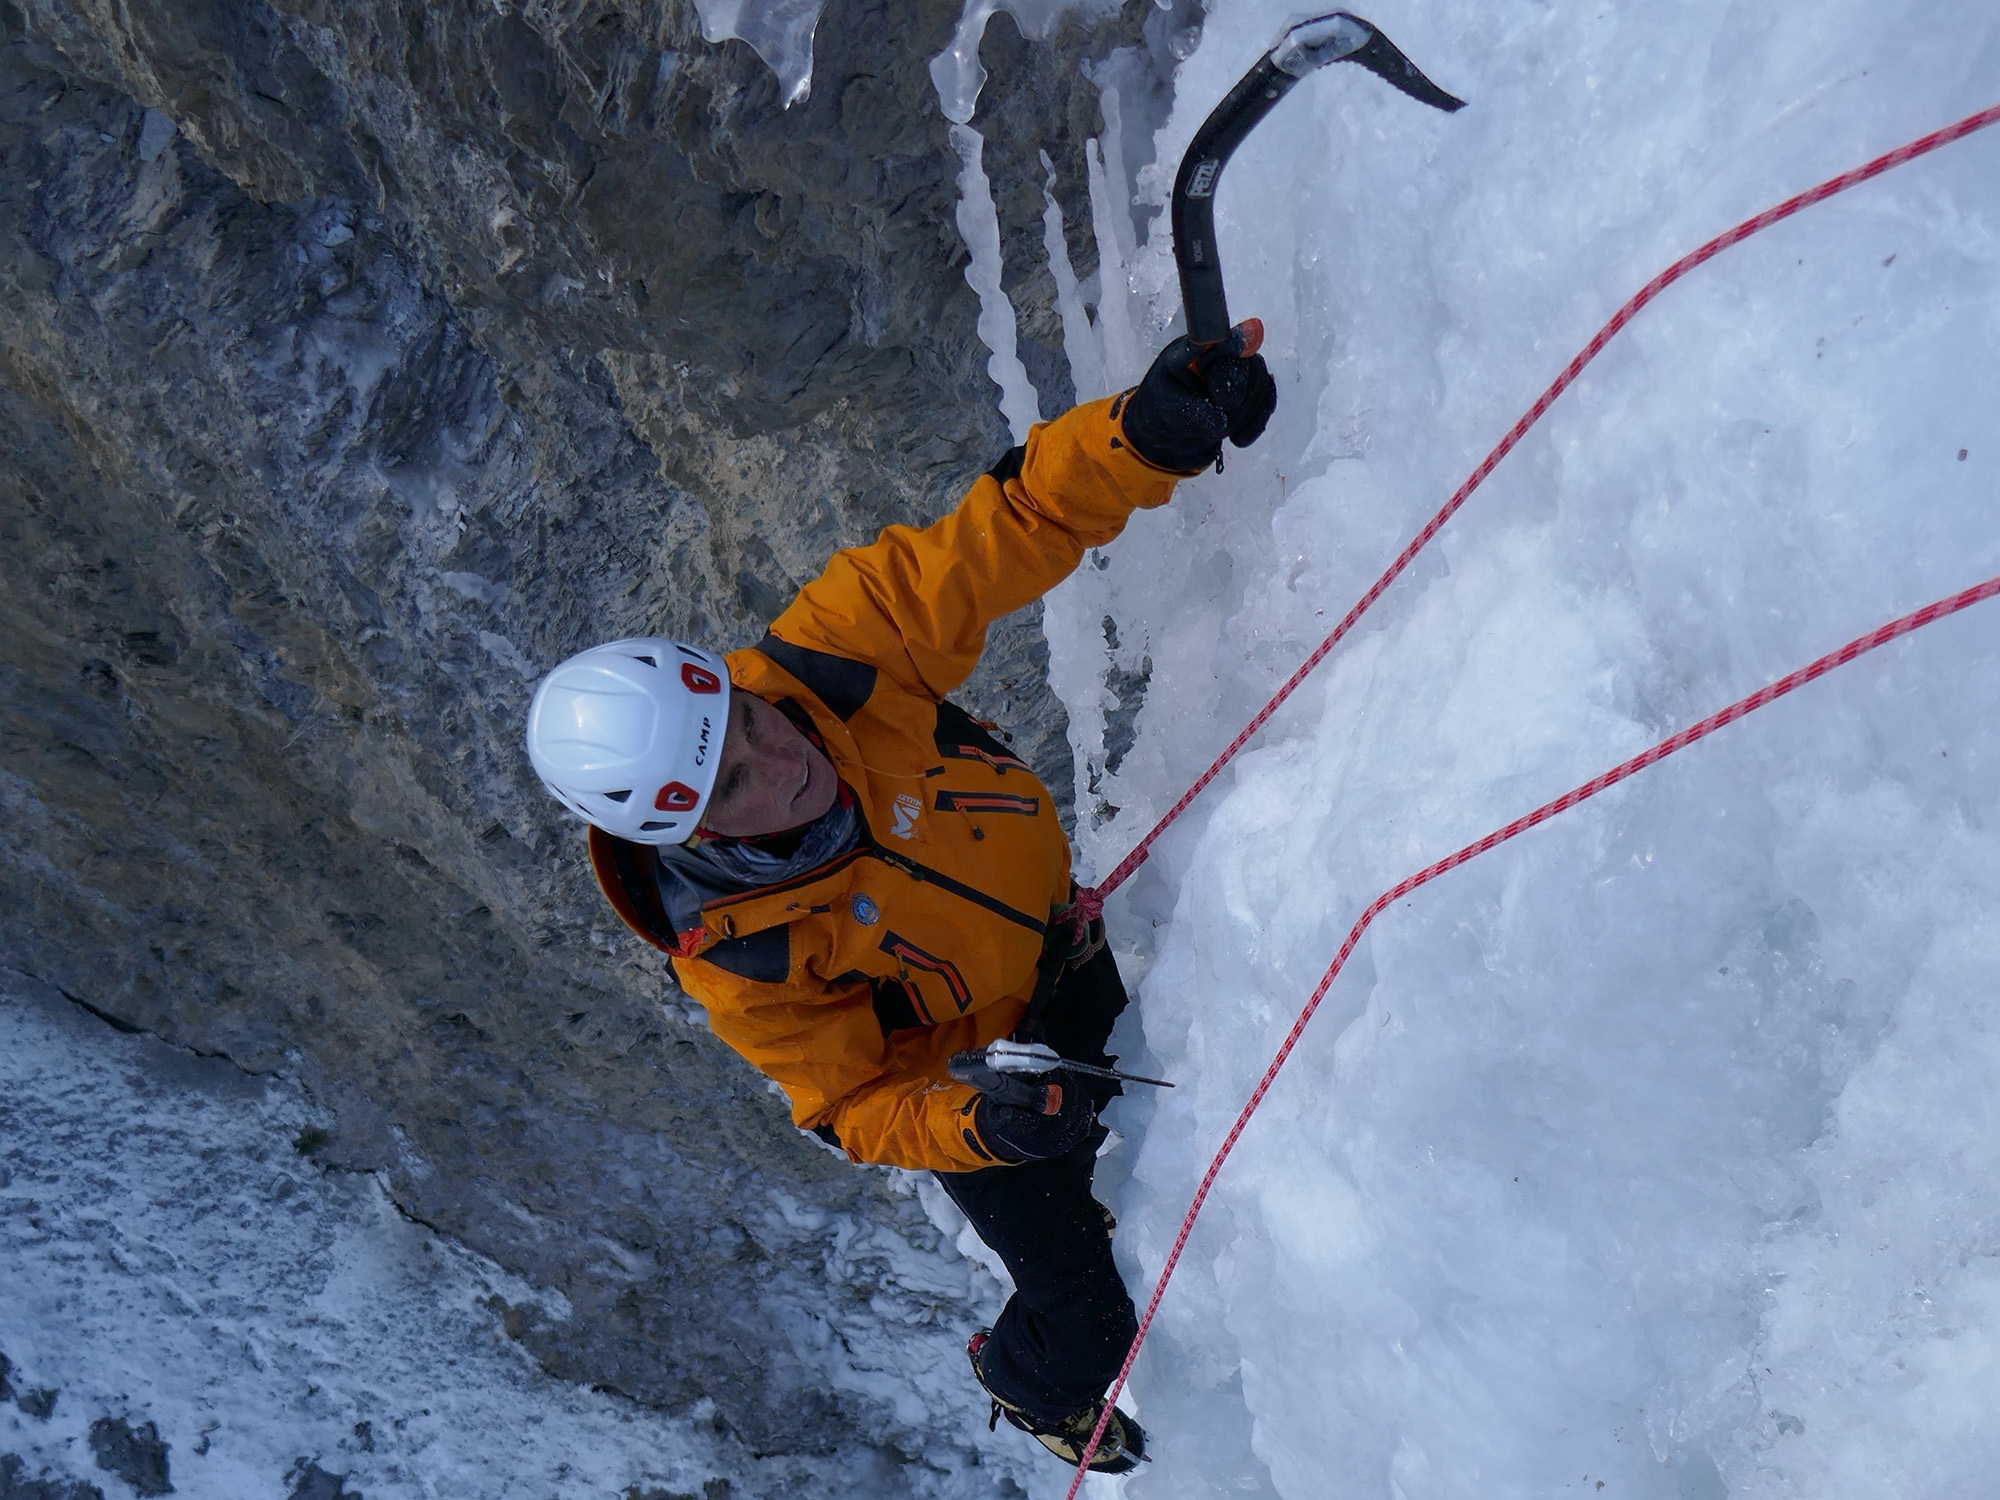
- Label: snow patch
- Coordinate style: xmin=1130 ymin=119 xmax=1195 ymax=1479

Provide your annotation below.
xmin=0 ymin=976 xmax=786 ymax=1497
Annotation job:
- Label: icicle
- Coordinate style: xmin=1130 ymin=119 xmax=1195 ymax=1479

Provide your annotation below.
xmin=949 ymin=122 xmax=1043 ymax=443
xmin=933 ymin=0 xmax=1118 ymax=123
xmin=692 ymin=0 xmax=824 ymax=108
xmin=1085 ymin=128 xmax=1145 ymax=390
xmin=931 ymin=0 xmax=1003 ymax=125
xmin=1041 ymin=149 xmax=1109 ymax=402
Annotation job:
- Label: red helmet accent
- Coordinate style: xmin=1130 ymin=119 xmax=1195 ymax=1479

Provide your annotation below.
xmin=655 ymin=781 xmax=700 ymax=812
xmin=681 ymin=663 xmax=723 ymax=694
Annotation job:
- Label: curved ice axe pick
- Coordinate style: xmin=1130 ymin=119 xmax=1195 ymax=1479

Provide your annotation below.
xmin=1172 ymin=12 xmax=1466 ymax=351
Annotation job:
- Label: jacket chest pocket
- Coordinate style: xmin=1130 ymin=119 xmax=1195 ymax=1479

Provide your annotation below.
xmin=869 ymin=929 xmax=975 ymax=1028
xmin=830 ymin=897 xmax=966 ymax=1036
xmin=841 ymin=915 xmax=1029 ymax=1037
xmin=834 ymin=846 xmax=1048 ymax=1036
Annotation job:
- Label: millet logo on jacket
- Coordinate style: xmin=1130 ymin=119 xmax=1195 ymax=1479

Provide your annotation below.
xmin=890 ymin=793 xmax=922 ymax=841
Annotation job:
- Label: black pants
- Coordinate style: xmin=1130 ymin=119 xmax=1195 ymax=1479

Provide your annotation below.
xmin=933 ymin=942 xmax=1140 ymax=1424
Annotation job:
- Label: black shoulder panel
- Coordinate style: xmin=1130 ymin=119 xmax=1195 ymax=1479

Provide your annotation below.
xmin=757 ymin=632 xmax=878 ymax=722
xmin=698 ymin=924 xmax=791 ymax=984
xmin=933 ymin=699 xmax=1021 ymax=764
xmin=985 ymin=446 xmax=1026 ymax=484
xmin=871 ymin=980 xmax=926 ymax=1037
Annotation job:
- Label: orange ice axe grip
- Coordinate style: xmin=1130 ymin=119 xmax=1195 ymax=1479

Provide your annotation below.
xmin=1185 ymin=318 xmax=1266 ymax=380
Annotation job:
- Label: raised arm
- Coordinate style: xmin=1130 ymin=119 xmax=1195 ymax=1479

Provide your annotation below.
xmin=764 ymin=395 xmax=1185 ymax=701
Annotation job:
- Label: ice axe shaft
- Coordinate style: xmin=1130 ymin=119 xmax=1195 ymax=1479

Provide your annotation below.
xmin=1172 ymin=12 xmax=1465 ymax=348
xmin=1049 ymin=1058 xmax=1175 ymax=1089
xmin=953 ymin=1039 xmax=1175 ymax=1090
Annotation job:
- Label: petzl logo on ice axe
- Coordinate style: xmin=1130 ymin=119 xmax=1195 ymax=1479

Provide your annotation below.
xmin=1172 ymin=12 xmax=1466 ymax=358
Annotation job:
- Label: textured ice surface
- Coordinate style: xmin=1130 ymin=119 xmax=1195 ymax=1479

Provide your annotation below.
xmin=932 ymin=0 xmax=1125 ymax=124
xmin=692 ymin=0 xmax=826 ymax=107
xmin=1029 ymin=0 xmax=2000 ymax=1495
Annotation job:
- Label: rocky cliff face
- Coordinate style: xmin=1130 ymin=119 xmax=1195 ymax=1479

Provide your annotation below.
xmin=0 ymin=0 xmax=1188 ymax=1479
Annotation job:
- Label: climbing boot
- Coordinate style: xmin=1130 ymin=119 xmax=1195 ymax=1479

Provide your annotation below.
xmin=966 ymin=1330 xmax=1147 ymax=1474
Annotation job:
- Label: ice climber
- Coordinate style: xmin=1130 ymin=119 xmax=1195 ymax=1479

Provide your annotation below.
xmin=524 ymin=333 xmax=1275 ymax=1472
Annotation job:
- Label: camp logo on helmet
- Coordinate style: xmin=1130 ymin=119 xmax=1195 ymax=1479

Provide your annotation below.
xmin=681 ymin=663 xmax=722 ymax=694
xmin=694 ymin=713 xmax=713 ymax=767
xmin=655 ymin=782 xmax=700 ymax=813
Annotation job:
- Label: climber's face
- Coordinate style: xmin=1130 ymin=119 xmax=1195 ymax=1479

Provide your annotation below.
xmin=699 ymin=691 xmax=837 ymax=839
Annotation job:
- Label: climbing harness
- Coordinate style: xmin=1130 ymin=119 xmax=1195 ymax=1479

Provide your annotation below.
xmin=1061 ymin=95 xmax=2000 ymax=1491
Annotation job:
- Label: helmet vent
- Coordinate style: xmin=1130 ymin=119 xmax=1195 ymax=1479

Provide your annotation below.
xmin=639 ymin=820 xmax=673 ymax=832
xmin=631 ymin=654 xmax=658 ymax=667
xmin=603 ymin=789 xmax=633 ymax=803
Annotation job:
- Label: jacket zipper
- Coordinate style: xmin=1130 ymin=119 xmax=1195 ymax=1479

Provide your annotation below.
xmin=864 ymin=844 xmax=1047 ymax=936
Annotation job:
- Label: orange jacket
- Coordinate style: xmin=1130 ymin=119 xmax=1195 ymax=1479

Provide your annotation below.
xmin=590 ymin=395 xmax=1182 ymax=1171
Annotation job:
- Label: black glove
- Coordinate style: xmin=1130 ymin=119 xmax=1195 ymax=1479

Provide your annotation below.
xmin=1117 ymin=325 xmax=1278 ymax=475
xmin=971 ymin=1071 xmax=1098 ymax=1163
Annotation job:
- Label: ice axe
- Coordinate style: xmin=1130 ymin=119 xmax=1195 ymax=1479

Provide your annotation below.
xmin=1173 ymin=12 xmax=1466 ymax=354
xmin=948 ymin=1039 xmax=1174 ymax=1115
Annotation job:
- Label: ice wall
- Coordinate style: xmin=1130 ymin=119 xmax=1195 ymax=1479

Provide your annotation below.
xmin=1024 ymin=0 xmax=2000 ymax=1494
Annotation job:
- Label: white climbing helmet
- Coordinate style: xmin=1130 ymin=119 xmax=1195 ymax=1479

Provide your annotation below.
xmin=525 ymin=637 xmax=732 ymax=845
